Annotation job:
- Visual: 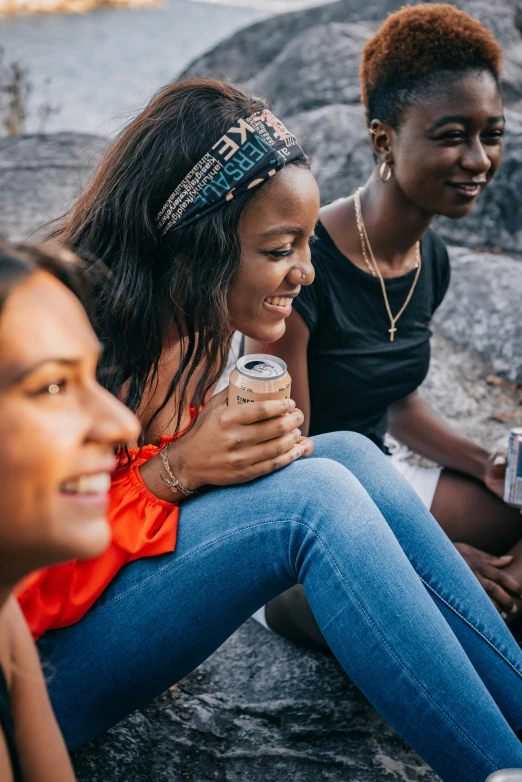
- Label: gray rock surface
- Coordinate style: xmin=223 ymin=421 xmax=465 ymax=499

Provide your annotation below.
xmin=181 ymin=0 xmax=522 ymax=107
xmin=435 ymin=247 xmax=522 ymax=384
xmin=181 ymin=0 xmax=522 ymax=253
xmin=3 ymin=132 xmax=520 ymax=782
xmin=0 ymin=132 xmax=106 ymax=242
xmin=254 ymin=22 xmax=376 ymax=116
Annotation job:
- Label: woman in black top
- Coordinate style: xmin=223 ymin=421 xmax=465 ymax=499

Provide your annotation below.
xmin=248 ymin=4 xmax=522 ymax=647
xmin=0 ymin=242 xmax=138 ymax=781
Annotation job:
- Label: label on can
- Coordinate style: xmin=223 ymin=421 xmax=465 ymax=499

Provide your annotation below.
xmin=504 ymin=428 xmax=522 ymax=508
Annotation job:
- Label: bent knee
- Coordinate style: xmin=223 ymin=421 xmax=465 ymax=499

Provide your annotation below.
xmin=312 ymin=430 xmax=383 ymax=462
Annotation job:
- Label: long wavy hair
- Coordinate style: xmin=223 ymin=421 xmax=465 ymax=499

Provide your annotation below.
xmin=48 ymin=78 xmax=304 ymax=440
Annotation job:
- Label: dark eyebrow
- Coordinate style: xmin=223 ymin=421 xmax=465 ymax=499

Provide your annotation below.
xmin=261 ymin=225 xmax=305 ymax=239
xmin=0 ymin=358 xmax=82 ymax=388
xmin=1 ymin=345 xmax=102 ymax=389
xmin=429 ymin=114 xmax=506 ymax=131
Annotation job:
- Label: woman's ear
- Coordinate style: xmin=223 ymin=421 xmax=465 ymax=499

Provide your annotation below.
xmin=369 ymin=119 xmax=394 ymax=164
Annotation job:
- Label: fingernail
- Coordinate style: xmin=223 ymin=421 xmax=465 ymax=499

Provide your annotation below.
xmin=296 ymin=446 xmax=304 ymax=457
xmin=288 ymin=399 xmax=296 ymax=409
xmin=511 ymin=605 xmax=518 ymax=614
xmin=501 ymin=611 xmax=508 ymax=620
xmin=294 ymin=429 xmax=301 ymax=437
xmin=494 ymin=454 xmax=507 ymax=466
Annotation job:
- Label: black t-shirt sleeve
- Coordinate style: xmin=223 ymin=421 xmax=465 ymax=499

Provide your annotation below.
xmin=429 ymin=230 xmax=451 ymax=314
xmin=293 ymin=255 xmax=326 ymax=335
xmin=293 ymin=281 xmax=319 ymax=334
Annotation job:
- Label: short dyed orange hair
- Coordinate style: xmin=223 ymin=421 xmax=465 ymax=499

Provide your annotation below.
xmin=360 ymin=3 xmax=503 ymax=127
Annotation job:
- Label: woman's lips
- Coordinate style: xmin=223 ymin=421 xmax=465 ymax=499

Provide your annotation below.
xmin=59 ymin=472 xmax=112 ymax=506
xmin=264 ymin=295 xmax=294 ymax=318
xmin=447 ymin=182 xmax=485 ymax=199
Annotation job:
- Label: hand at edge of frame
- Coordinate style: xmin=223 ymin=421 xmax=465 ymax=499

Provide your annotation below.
xmin=454 ymin=541 xmax=522 ymax=619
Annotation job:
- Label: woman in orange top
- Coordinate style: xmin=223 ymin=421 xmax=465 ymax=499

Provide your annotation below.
xmin=0 ymin=241 xmax=138 ymax=782
xmin=18 ymin=79 xmax=522 ymax=779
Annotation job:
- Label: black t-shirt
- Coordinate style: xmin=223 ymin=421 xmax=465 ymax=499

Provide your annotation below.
xmin=293 ymin=221 xmax=451 ymax=450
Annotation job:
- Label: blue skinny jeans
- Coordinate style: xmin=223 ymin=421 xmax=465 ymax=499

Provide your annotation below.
xmin=38 ymin=432 xmax=522 ymax=781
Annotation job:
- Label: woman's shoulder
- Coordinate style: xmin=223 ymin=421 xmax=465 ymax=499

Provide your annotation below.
xmin=422 ymin=227 xmax=450 ymax=265
xmin=421 ymin=228 xmax=451 ymax=310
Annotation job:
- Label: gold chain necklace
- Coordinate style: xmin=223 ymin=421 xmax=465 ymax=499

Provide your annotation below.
xmin=353 ymin=187 xmax=422 ymax=342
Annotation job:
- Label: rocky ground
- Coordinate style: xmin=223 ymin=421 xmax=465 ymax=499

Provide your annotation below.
xmin=2 ymin=8 xmax=522 ymax=766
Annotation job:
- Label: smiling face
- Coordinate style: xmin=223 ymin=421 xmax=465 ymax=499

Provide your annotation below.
xmin=0 ymin=271 xmax=140 ymax=586
xmin=227 ymin=164 xmax=320 ymax=343
xmin=379 ymin=69 xmax=504 ymax=219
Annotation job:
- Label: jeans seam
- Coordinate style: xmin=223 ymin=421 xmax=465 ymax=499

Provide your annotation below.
xmin=312 ymin=535 xmax=501 ymax=771
xmin=86 ymin=516 xmax=499 ymax=769
xmin=419 ymin=575 xmax=522 ymax=679
xmin=87 ymin=517 xmax=302 ymax=617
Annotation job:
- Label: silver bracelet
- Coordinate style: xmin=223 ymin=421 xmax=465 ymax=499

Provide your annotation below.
xmin=159 ymin=445 xmax=197 ymax=497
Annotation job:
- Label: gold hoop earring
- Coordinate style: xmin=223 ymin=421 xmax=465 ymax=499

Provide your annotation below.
xmin=379 ymin=161 xmax=392 ymax=183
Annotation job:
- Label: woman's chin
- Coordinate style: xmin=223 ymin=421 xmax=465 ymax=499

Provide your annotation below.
xmin=242 ymin=320 xmax=286 ymax=345
xmin=64 ymin=517 xmax=112 ymax=562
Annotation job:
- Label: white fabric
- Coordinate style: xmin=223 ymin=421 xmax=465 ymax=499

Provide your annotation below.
xmin=251 ymin=436 xmax=442 ymax=633
xmin=384 ymin=435 xmax=442 ymax=510
xmin=252 ymin=606 xmax=270 ymax=630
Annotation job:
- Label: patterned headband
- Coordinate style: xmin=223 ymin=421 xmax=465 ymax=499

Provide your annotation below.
xmin=156 ymin=109 xmax=307 ymax=236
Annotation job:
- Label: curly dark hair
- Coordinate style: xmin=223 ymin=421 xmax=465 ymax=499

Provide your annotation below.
xmin=48 ymin=78 xmax=307 ymax=440
xmin=360 ymin=3 xmax=503 ymax=129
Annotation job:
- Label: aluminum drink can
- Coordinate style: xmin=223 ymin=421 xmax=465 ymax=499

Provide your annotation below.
xmin=228 ymin=354 xmax=291 ymax=406
xmin=486 ymin=772 xmax=522 ymax=781
xmin=504 ymin=427 xmax=522 ymax=508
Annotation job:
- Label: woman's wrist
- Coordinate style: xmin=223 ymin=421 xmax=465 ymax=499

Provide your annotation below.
xmin=159 ymin=444 xmax=199 ymax=496
xmin=463 ymin=444 xmax=490 ymax=483
xmin=138 ymin=441 xmax=199 ymax=503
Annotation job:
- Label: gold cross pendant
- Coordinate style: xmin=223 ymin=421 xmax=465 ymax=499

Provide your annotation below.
xmin=389 ymin=326 xmax=397 ymax=342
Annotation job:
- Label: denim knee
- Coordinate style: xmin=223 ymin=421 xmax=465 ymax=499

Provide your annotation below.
xmin=276 ymin=455 xmax=370 ymax=536
xmin=312 ymin=430 xmax=385 ymax=465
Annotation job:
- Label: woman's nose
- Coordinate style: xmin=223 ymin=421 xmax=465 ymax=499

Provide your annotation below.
xmin=461 ymin=138 xmax=492 ymax=174
xmin=291 ymin=256 xmax=315 ymax=286
xmin=89 ymin=386 xmax=141 ymax=446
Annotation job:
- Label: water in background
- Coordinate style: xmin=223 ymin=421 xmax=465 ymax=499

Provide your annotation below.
xmin=0 ymin=0 xmax=270 ymax=135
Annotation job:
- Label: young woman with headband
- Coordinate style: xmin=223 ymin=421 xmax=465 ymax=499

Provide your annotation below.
xmin=250 ymin=4 xmax=522 ymax=643
xmin=17 ymin=78 xmax=522 ymax=780
xmin=0 ymin=242 xmax=138 ymax=781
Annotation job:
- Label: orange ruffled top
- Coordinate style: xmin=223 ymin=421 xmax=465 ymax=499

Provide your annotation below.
xmin=17 ymin=436 xmax=183 ymax=641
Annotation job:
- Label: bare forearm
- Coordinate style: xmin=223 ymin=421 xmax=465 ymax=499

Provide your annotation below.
xmin=388 ymin=392 xmax=489 ymax=482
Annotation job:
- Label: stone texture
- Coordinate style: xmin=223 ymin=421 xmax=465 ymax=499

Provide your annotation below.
xmin=254 ymin=22 xmax=376 ymax=117
xmin=435 ymin=246 xmax=522 ymax=385
xmin=181 ymin=0 xmax=522 ymax=108
xmin=0 ymin=132 xmax=106 ymax=242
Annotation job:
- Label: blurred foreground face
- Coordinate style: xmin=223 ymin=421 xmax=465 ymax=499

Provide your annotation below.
xmin=0 ymin=271 xmax=140 ymax=584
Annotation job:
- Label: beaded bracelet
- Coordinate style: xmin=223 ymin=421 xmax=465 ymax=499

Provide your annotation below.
xmin=159 ymin=444 xmax=197 ymax=497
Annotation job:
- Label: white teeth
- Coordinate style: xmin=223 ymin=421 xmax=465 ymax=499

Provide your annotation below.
xmin=266 ymin=296 xmax=292 ymax=307
xmin=61 ymin=473 xmax=111 ymax=495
